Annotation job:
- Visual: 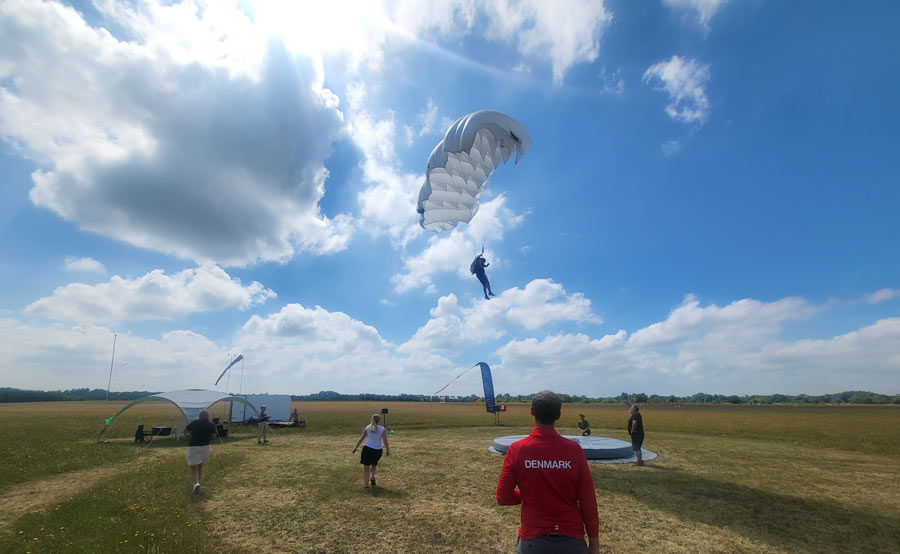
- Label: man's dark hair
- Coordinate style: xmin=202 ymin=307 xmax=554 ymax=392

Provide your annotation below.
xmin=531 ymin=390 xmax=562 ymax=425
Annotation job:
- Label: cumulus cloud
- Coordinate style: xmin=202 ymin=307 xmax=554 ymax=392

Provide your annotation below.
xmin=643 ymin=56 xmax=711 ymax=124
xmin=347 ymin=82 xmax=426 ymax=244
xmin=0 ymin=319 xmax=223 ymax=391
xmin=662 ymin=0 xmax=728 ymax=30
xmin=24 ymin=265 xmax=275 ymax=324
xmin=391 ymin=195 xmax=525 ymax=293
xmin=0 ymin=0 xmax=352 ymax=267
xmin=483 ymin=0 xmax=613 ymax=84
xmin=65 ymin=257 xmax=106 ymax=275
xmin=2 ymin=290 xmax=899 ymax=395
xmin=231 ymin=303 xmax=455 ymax=394
xmin=495 ymin=294 xmax=900 ymax=395
xmin=399 ymin=279 xmax=600 ymax=353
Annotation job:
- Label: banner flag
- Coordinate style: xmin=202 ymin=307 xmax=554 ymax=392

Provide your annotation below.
xmin=477 ymin=362 xmax=496 ymax=413
xmin=215 ymin=354 xmax=243 ymax=386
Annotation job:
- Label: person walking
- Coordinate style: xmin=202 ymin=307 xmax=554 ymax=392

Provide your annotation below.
xmin=628 ymin=404 xmax=644 ymax=466
xmin=257 ymin=405 xmax=270 ymax=444
xmin=497 ymin=391 xmax=600 ymax=554
xmin=185 ymin=409 xmax=217 ymax=495
xmin=352 ymin=414 xmax=390 ymax=490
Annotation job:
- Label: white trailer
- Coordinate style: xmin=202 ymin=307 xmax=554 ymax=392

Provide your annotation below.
xmin=230 ymin=394 xmax=292 ymax=422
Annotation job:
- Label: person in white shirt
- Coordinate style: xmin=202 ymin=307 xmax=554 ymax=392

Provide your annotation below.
xmin=352 ymin=414 xmax=390 ymax=490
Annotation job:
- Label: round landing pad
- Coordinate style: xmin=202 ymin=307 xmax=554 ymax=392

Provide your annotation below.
xmin=489 ymin=435 xmax=657 ymax=464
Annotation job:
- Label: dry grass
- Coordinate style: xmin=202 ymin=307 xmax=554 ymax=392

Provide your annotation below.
xmin=1 ymin=401 xmax=899 ymax=553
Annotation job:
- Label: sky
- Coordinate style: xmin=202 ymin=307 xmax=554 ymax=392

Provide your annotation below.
xmin=1 ymin=0 xmax=898 ymax=398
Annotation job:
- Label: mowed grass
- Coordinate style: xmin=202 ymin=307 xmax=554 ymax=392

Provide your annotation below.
xmin=0 ymin=402 xmax=898 ymax=553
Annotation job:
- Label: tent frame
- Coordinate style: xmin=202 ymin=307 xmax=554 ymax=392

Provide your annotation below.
xmin=97 ymin=392 xmax=259 ymax=443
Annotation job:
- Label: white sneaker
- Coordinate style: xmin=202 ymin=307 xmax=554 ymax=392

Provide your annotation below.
xmin=193 ymin=483 xmax=200 ymax=495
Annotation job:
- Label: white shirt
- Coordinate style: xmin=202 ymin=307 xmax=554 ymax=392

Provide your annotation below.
xmin=364 ymin=425 xmax=385 ymax=449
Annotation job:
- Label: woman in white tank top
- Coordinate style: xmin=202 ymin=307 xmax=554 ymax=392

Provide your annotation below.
xmin=352 ymin=414 xmax=390 ymax=490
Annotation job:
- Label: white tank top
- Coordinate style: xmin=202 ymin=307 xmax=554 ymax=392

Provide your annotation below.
xmin=364 ymin=425 xmax=385 ymax=449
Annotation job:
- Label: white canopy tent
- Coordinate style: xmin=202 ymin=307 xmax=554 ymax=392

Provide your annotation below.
xmin=98 ymin=388 xmax=260 ymax=442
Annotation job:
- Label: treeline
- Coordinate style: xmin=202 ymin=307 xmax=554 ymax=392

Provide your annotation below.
xmin=292 ymin=391 xmax=432 ymax=402
xmin=2 ymin=387 xmax=898 ymax=405
xmin=494 ymin=391 xmax=900 ymax=405
xmin=294 ymin=390 xmax=900 ymax=405
xmin=0 ymin=388 xmax=159 ymax=403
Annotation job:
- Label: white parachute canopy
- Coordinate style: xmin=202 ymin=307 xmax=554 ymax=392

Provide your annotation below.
xmin=416 ymin=110 xmax=531 ymax=232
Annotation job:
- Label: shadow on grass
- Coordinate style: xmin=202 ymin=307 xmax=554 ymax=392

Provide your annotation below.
xmin=595 ymin=465 xmax=900 ymax=552
xmin=367 ymin=486 xmax=409 ymax=499
xmin=99 ymin=434 xmax=259 ymax=451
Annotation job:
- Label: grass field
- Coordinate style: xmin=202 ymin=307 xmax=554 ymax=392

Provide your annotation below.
xmin=1 ymin=401 xmax=899 ymax=553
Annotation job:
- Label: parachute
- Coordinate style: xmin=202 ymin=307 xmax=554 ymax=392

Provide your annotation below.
xmin=416 ymin=110 xmax=531 ymax=232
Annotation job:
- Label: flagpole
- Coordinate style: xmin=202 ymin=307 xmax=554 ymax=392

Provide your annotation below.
xmin=105 ymin=334 xmax=117 ymax=401
xmin=225 ymin=354 xmax=232 ymax=394
xmin=239 ymin=357 xmax=244 ymax=395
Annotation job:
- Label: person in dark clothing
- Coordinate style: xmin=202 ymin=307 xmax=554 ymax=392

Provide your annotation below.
xmin=471 ymin=254 xmax=496 ymax=300
xmin=627 ymin=404 xmax=644 ymax=466
xmin=577 ymin=414 xmax=591 ymax=436
xmin=185 ymin=410 xmax=218 ymax=495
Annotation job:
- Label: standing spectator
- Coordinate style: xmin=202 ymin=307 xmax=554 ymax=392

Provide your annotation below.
xmin=257 ymin=405 xmax=270 ymax=444
xmin=497 ymin=391 xmax=600 ymax=554
xmin=577 ymin=414 xmax=591 ymax=436
xmin=185 ymin=409 xmax=217 ymax=495
xmin=352 ymin=414 xmax=390 ymax=490
xmin=628 ymin=404 xmax=644 ymax=466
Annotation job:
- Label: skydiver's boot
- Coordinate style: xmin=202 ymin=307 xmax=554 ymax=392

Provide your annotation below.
xmin=488 ymin=290 xmax=495 ymax=296
xmin=485 ymin=294 xmax=491 ymax=300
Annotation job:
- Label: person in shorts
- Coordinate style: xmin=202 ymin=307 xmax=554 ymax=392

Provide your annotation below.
xmin=185 ymin=409 xmax=217 ymax=495
xmin=352 ymin=414 xmax=390 ymax=490
xmin=627 ymin=404 xmax=644 ymax=466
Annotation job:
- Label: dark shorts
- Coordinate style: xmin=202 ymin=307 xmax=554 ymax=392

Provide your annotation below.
xmin=631 ymin=434 xmax=644 ymax=451
xmin=517 ymin=535 xmax=587 ymax=554
xmin=360 ymin=445 xmax=383 ymax=466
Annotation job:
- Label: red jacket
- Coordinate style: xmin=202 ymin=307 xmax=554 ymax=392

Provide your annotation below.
xmin=496 ymin=426 xmax=599 ymax=540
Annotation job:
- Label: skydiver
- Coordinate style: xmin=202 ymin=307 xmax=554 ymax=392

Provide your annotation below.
xmin=471 ymin=253 xmax=495 ymax=300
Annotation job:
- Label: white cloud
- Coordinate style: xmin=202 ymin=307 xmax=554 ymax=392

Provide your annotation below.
xmin=0 ymin=319 xmax=224 ymax=392
xmin=0 ymin=0 xmax=352 ymax=267
xmin=2 ymin=290 xmax=899 ymax=396
xmin=598 ymin=66 xmax=625 ymax=96
xmin=416 ymin=98 xmax=440 ymax=136
xmin=495 ymin=294 xmax=900 ymax=395
xmin=644 ymin=55 xmax=711 ymax=124
xmin=662 ymin=140 xmax=682 ymax=156
xmin=346 ymin=83 xmax=424 ymax=243
xmin=24 ymin=264 xmax=275 ymax=324
xmin=866 ymin=288 xmax=900 ymax=304
xmin=483 ymin=0 xmax=613 ymax=84
xmin=230 ymin=302 xmax=455 ymax=394
xmin=399 ymin=279 xmax=600 ymax=353
xmin=391 ymin=195 xmax=525 ymax=293
xmin=662 ymin=0 xmax=728 ymax=30
xmin=65 ymin=257 xmax=106 ymax=275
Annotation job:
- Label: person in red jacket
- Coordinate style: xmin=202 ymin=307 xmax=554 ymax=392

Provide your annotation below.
xmin=496 ymin=391 xmax=600 ymax=554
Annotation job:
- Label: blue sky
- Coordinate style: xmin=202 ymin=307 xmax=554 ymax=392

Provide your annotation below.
xmin=1 ymin=0 xmax=898 ymax=397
